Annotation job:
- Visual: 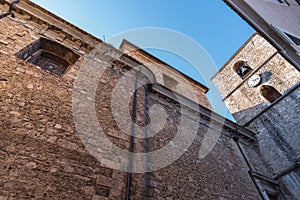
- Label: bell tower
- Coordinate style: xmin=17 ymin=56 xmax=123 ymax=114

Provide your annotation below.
xmin=212 ymin=33 xmax=300 ymax=199
xmin=211 ymin=33 xmax=300 ymax=126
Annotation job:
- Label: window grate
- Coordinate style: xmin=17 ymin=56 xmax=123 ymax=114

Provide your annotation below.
xmin=15 ymin=38 xmax=79 ymax=76
xmin=30 ymin=51 xmax=70 ymax=76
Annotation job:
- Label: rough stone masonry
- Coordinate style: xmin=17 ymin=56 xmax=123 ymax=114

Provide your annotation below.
xmin=1 ymin=0 xmax=294 ymax=199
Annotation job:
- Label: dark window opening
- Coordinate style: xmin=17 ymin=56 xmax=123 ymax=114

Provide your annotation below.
xmin=233 ymin=61 xmax=253 ymax=79
xmin=15 ymin=38 xmax=79 ymax=76
xmin=29 ymin=51 xmax=70 ymax=75
xmin=267 ymin=192 xmax=278 ymax=200
xmin=278 ymin=0 xmax=289 ymax=5
xmin=260 ymin=85 xmax=282 ymax=103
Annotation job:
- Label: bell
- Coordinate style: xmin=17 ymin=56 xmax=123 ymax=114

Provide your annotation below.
xmin=238 ymin=64 xmax=252 ymax=78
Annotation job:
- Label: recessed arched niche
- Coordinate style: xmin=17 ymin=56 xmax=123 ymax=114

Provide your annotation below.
xmin=16 ymin=38 xmax=80 ymax=76
xmin=260 ymin=85 xmax=282 ymax=103
xmin=232 ymin=60 xmax=253 ymax=79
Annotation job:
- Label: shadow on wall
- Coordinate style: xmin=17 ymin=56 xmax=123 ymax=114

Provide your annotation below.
xmin=232 ymin=102 xmax=269 ymax=126
xmin=260 ymin=71 xmax=272 ymax=84
xmin=233 ymin=86 xmax=300 ymax=174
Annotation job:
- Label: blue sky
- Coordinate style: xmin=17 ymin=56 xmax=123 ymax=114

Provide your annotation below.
xmin=31 ymin=0 xmax=254 ymax=120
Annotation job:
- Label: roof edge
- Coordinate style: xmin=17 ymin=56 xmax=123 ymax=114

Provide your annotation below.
xmin=15 ymin=0 xmax=102 ymax=44
xmin=120 ymin=39 xmax=210 ymax=94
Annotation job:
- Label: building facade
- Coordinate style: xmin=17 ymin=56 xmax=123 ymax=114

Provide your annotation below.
xmin=0 ymin=0 xmax=298 ymax=200
xmin=223 ymin=0 xmax=300 ymax=71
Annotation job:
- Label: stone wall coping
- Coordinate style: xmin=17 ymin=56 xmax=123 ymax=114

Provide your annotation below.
xmin=5 ymin=0 xmax=102 ymax=46
xmin=120 ymin=39 xmax=210 ymax=94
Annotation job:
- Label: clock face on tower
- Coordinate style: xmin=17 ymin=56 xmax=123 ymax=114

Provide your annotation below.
xmin=247 ymin=74 xmax=261 ymax=87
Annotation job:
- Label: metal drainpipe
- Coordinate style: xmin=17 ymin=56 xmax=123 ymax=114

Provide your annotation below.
xmin=126 ymin=67 xmax=142 ymax=200
xmin=144 ymin=84 xmax=151 ymax=200
xmin=233 ymin=137 xmax=271 ymax=200
xmin=0 ymin=0 xmax=20 ymax=19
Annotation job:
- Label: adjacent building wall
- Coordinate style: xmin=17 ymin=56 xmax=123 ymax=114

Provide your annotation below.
xmin=223 ymin=0 xmax=300 ymax=71
xmin=245 ymin=84 xmax=300 ymax=199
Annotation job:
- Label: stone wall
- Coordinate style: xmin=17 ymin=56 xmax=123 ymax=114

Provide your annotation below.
xmin=0 ymin=1 xmax=129 ymax=199
xmin=0 ymin=43 xmax=262 ymax=200
xmin=0 ymin=52 xmax=129 ymax=199
xmin=245 ymin=85 xmax=300 ymax=199
xmin=0 ymin=1 xmax=266 ymax=199
xmin=143 ymin=91 xmax=260 ymax=199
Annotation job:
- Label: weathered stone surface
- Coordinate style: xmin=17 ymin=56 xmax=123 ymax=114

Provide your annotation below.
xmin=120 ymin=41 xmax=212 ymax=110
xmin=212 ymin=33 xmax=300 ymax=199
xmin=212 ymin=34 xmax=300 ymax=126
xmin=0 ymin=1 xmax=268 ymax=200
